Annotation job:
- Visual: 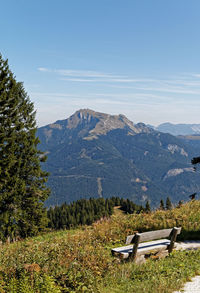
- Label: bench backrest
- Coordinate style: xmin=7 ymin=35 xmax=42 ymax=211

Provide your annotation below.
xmin=126 ymin=227 xmax=182 ymax=245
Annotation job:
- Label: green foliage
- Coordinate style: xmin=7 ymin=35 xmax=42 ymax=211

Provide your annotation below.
xmin=0 ymin=54 xmax=49 ymax=241
xmin=47 ymin=196 xmax=143 ymax=230
xmin=191 ymin=156 xmax=200 ymax=166
xmin=119 ymin=198 xmax=143 ymax=214
xmin=177 ymin=200 xmax=183 ymax=208
xmin=145 ymin=200 xmax=151 ymax=213
xmin=166 ymin=197 xmax=172 ymax=210
xmin=160 ymin=199 xmax=165 ymax=210
xmin=0 ymin=200 xmax=200 ymax=291
xmin=47 ymin=197 xmax=114 ymax=230
xmin=3 ymin=273 xmax=61 ymax=292
xmin=100 ymin=250 xmax=200 ymax=293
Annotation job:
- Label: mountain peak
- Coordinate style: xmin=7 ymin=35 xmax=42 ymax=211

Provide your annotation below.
xmin=66 ymin=109 xmax=152 ymax=139
xmin=39 ymin=109 xmax=153 ymax=146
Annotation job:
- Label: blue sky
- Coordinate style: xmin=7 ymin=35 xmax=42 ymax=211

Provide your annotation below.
xmin=1 ymin=0 xmax=200 ymax=126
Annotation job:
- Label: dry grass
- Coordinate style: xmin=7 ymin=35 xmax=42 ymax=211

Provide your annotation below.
xmin=0 ymin=200 xmax=200 ymax=291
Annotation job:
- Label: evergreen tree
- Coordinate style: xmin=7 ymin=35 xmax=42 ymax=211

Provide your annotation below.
xmin=145 ymin=200 xmax=151 ymax=213
xmin=160 ymin=199 xmax=165 ymax=210
xmin=177 ymin=200 xmax=183 ymax=208
xmin=191 ymin=156 xmax=200 ymax=170
xmin=0 ymin=54 xmax=49 ymax=241
xmin=47 ymin=197 xmax=145 ymax=231
xmin=166 ymin=197 xmax=172 ymax=210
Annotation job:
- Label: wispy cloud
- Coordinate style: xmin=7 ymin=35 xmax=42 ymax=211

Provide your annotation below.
xmin=61 ymin=78 xmax=102 ymax=82
xmin=32 ymin=89 xmax=200 ymax=127
xmin=35 ymin=68 xmax=200 ymax=126
xmin=190 ymin=73 xmax=200 ymax=78
xmin=37 ymin=67 xmax=200 ymax=93
xmin=38 ymin=67 xmax=123 ymax=79
xmin=55 ymin=69 xmax=122 ymax=78
xmin=37 ymin=67 xmax=158 ymax=83
xmin=125 ymin=85 xmax=200 ymax=95
xmin=38 ymin=67 xmax=50 ymax=72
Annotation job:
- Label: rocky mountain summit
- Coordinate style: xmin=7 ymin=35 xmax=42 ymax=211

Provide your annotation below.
xmin=40 ymin=109 xmax=153 ymax=143
xmin=37 ymin=109 xmax=200 ymax=207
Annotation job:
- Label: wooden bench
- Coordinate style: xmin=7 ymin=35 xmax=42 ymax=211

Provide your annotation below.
xmin=112 ymin=227 xmax=181 ymax=261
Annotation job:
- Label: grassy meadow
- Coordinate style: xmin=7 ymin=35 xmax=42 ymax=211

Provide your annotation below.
xmin=0 ymin=200 xmax=200 ymax=292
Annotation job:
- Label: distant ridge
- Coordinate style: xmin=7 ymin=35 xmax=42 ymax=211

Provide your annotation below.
xmin=154 ymin=122 xmax=200 ymax=136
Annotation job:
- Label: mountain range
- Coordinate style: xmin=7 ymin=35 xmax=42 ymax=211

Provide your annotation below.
xmin=152 ymin=122 xmax=200 ymax=136
xmin=37 ymin=109 xmax=200 ymax=207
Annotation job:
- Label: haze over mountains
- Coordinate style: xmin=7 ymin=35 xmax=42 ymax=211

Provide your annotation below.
xmin=152 ymin=123 xmax=200 ymax=136
xmin=37 ymin=109 xmax=200 ymax=207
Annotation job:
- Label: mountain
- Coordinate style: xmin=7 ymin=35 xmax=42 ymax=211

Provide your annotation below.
xmin=153 ymin=122 xmax=200 ymax=151
xmin=37 ymin=109 xmax=200 ymax=207
xmin=155 ymin=122 xmax=200 ymax=136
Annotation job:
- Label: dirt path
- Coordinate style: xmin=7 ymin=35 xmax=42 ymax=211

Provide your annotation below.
xmin=174 ymin=275 xmax=200 ymax=293
xmin=175 ymin=240 xmax=200 ymax=251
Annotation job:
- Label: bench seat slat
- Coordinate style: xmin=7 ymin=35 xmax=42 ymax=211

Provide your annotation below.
xmin=112 ymin=239 xmax=171 ymax=259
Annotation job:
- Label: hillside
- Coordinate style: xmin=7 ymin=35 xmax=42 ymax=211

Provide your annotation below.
xmin=37 ymin=109 xmax=200 ymax=207
xmin=177 ymin=134 xmax=200 ymax=151
xmin=1 ymin=200 xmax=200 ymax=292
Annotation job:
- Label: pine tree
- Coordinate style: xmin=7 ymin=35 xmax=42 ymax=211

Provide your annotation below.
xmin=145 ymin=200 xmax=151 ymax=213
xmin=166 ymin=197 xmax=172 ymax=210
xmin=160 ymin=199 xmax=165 ymax=210
xmin=0 ymin=54 xmax=49 ymax=241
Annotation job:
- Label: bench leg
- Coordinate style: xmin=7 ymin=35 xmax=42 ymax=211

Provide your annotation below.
xmin=130 ymin=233 xmax=141 ymax=261
xmin=168 ymin=227 xmax=179 ymax=253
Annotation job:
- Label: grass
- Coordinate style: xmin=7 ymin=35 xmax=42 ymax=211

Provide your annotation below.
xmin=99 ymin=250 xmax=200 ymax=293
xmin=0 ymin=200 xmax=200 ymax=292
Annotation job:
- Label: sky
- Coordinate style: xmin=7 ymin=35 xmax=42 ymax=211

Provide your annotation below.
xmin=1 ymin=0 xmax=200 ymax=127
